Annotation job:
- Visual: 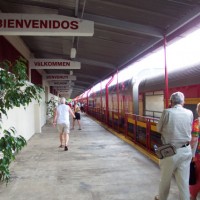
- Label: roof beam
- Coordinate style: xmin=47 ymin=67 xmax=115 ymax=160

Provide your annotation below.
xmin=71 ymin=88 xmax=86 ymax=94
xmin=74 ymin=73 xmax=99 ymax=80
xmin=75 ymin=80 xmax=91 ymax=85
xmin=73 ymin=85 xmax=86 ymax=88
xmin=91 ymin=0 xmax=178 ymax=20
xmin=118 ymin=7 xmax=200 ymax=71
xmin=166 ymin=7 xmax=200 ymax=36
xmin=167 ymin=0 xmax=200 ymax=6
xmin=72 ymin=87 xmax=85 ymax=91
xmin=83 ymin=13 xmax=163 ymax=38
xmin=72 ymin=88 xmax=85 ymax=92
xmin=76 ymin=58 xmax=116 ymax=69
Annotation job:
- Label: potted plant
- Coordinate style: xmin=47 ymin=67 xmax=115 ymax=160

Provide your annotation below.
xmin=46 ymin=97 xmax=58 ymax=124
xmin=0 ymin=57 xmax=43 ymax=183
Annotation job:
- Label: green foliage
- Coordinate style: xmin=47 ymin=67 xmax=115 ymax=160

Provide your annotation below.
xmin=46 ymin=97 xmax=58 ymax=117
xmin=0 ymin=57 xmax=43 ymax=183
xmin=0 ymin=57 xmax=43 ymax=116
xmin=0 ymin=127 xmax=27 ymax=183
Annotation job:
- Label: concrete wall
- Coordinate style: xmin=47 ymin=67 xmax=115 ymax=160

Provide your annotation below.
xmin=0 ymin=36 xmax=59 ymax=142
xmin=1 ymin=86 xmax=59 ymax=142
xmin=1 ymin=91 xmax=46 ymax=141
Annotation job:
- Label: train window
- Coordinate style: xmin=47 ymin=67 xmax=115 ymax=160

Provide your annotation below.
xmin=145 ymin=92 xmax=164 ymax=119
xmin=184 ymin=104 xmax=198 ymax=119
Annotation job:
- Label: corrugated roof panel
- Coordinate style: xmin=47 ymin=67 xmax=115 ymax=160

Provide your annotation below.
xmin=139 ymin=63 xmax=200 ymax=92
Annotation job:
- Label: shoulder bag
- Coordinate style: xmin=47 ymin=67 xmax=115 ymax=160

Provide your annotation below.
xmin=154 ymin=144 xmax=177 ymax=159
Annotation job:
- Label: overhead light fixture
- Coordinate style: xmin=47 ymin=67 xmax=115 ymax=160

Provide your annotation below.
xmin=70 ymin=48 xmax=76 ymax=59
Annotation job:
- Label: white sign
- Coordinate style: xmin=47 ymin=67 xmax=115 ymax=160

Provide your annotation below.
xmin=45 ymin=74 xmax=76 ymax=81
xmin=0 ymin=13 xmax=94 ymax=36
xmin=30 ymin=59 xmax=81 ymax=69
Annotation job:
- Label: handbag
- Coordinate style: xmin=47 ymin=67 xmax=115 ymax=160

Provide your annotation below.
xmin=189 ymin=160 xmax=196 ymax=185
xmin=154 ymin=144 xmax=177 ymax=159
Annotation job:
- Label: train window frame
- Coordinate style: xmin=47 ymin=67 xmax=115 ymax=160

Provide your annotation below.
xmin=144 ymin=91 xmax=164 ymax=119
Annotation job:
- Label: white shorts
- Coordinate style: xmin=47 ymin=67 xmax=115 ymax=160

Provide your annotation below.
xmin=57 ymin=123 xmax=70 ymax=134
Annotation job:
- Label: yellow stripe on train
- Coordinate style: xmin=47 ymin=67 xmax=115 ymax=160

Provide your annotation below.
xmin=128 ymin=117 xmax=158 ymax=132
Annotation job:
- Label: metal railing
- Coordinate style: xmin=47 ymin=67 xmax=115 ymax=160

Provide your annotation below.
xmin=124 ymin=113 xmax=161 ymax=153
xmin=87 ymin=106 xmax=162 ymax=155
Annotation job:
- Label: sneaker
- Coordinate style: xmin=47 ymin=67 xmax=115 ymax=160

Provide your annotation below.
xmin=154 ymin=195 xmax=159 ymax=200
xmin=64 ymin=146 xmax=68 ymax=151
xmin=78 ymin=128 xmax=82 ymax=130
xmin=59 ymin=145 xmax=63 ymax=148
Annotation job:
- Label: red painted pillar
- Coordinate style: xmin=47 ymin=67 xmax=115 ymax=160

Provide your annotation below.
xmin=86 ymin=88 xmax=91 ymax=113
xmin=117 ymin=70 xmax=120 ymax=131
xmin=100 ymin=81 xmax=103 ymax=120
xmin=106 ymin=76 xmax=115 ymax=125
xmin=164 ymin=35 xmax=169 ymax=108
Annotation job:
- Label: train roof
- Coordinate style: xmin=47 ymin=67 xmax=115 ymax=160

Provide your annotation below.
xmin=139 ymin=63 xmax=200 ymax=92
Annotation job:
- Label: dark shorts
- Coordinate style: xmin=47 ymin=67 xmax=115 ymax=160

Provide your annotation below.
xmin=74 ymin=112 xmax=80 ymax=120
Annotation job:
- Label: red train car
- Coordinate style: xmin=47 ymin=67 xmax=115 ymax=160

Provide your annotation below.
xmin=79 ymin=63 xmax=200 ymax=161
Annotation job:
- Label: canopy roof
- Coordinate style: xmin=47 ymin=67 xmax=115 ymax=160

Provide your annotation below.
xmin=1 ymin=0 xmax=200 ymax=98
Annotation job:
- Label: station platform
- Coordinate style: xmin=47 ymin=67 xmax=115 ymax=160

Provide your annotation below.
xmin=0 ymin=113 xmax=181 ymax=200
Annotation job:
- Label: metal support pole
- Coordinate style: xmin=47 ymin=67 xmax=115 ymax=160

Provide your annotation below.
xmin=86 ymin=88 xmax=91 ymax=113
xmin=117 ymin=70 xmax=120 ymax=131
xmin=100 ymin=81 xmax=103 ymax=119
xmin=164 ymin=35 xmax=169 ymax=108
xmin=106 ymin=76 xmax=115 ymax=125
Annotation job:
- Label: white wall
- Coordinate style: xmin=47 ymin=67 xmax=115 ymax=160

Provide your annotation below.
xmin=1 ymin=91 xmax=46 ymax=141
xmin=40 ymin=92 xmax=47 ymax=128
xmin=1 ymin=37 xmax=59 ymax=141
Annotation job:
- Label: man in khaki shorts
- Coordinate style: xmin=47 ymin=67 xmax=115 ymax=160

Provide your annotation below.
xmin=53 ymin=97 xmax=75 ymax=151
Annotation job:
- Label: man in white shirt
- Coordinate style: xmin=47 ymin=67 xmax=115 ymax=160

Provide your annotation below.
xmin=53 ymin=97 xmax=75 ymax=151
xmin=155 ymin=91 xmax=193 ymax=200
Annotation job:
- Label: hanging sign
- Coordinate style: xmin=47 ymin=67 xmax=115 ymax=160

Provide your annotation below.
xmin=45 ymin=74 xmax=76 ymax=81
xmin=30 ymin=59 xmax=81 ymax=69
xmin=0 ymin=13 xmax=94 ymax=36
